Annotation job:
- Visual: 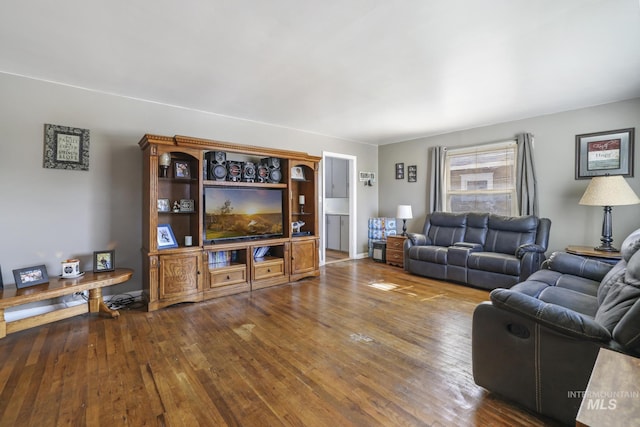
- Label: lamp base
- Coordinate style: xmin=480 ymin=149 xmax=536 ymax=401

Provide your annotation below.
xmin=402 ymin=219 xmax=407 ymax=236
xmin=594 ymin=245 xmax=619 ymax=252
xmin=595 ymin=205 xmax=616 ymax=252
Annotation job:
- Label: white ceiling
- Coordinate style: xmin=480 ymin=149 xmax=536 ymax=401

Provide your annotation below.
xmin=2 ymin=1 xmax=640 ymax=145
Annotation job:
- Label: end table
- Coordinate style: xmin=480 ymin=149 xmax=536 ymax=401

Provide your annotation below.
xmin=386 ymin=235 xmax=406 ymax=268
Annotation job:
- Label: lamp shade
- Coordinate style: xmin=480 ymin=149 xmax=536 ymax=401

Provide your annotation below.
xmin=579 ymin=175 xmax=640 ymax=207
xmin=159 ymin=152 xmax=172 ymax=167
xmin=396 ymin=205 xmax=413 ymax=219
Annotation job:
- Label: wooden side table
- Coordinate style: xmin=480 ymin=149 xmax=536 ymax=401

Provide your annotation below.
xmin=576 ymin=348 xmax=640 ymax=426
xmin=386 ymin=235 xmax=406 ymax=268
xmin=566 ymin=245 xmax=622 ymax=264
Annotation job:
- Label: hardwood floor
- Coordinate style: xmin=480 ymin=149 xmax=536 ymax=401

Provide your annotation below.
xmin=0 ymin=259 xmax=563 ymax=426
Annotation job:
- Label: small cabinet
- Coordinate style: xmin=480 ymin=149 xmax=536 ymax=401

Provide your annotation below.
xmin=325 ymin=157 xmax=348 ymax=198
xmin=157 ymin=251 xmax=203 ymax=307
xmin=326 ymin=214 xmax=349 ymax=252
xmin=386 ymin=235 xmax=406 ymax=268
xmin=291 ymin=238 xmax=319 ymax=281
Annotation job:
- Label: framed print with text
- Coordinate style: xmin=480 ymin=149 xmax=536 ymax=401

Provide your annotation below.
xmin=575 ymin=128 xmax=634 ymax=179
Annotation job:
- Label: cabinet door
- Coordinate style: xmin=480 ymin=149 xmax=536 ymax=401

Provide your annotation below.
xmin=326 ymin=215 xmax=341 ymax=250
xmin=158 ymin=252 xmax=201 ymax=299
xmin=332 ymin=158 xmax=348 ymax=198
xmin=340 ymin=215 xmax=349 ymax=252
xmin=291 ymin=239 xmax=318 ymax=275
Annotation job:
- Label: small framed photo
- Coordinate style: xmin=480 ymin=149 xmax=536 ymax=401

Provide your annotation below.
xmin=157 ymin=198 xmax=170 ymax=212
xmin=93 ymin=250 xmax=115 ymax=273
xmin=395 ymin=163 xmax=405 ymax=179
xmin=174 ymin=161 xmax=191 ymax=179
xmin=575 ymin=128 xmax=635 ymax=179
xmin=43 ymin=124 xmax=90 ymax=171
xmin=291 ymin=166 xmax=306 ymax=181
xmin=13 ymin=265 xmax=50 ymax=289
xmin=157 ymin=224 xmax=179 ymax=249
xmin=408 ymin=165 xmax=417 ymax=182
xmin=180 ymin=199 xmax=195 ymax=212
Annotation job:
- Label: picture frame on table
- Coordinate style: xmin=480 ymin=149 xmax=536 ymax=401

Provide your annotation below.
xmin=291 ymin=166 xmax=306 ymax=181
xmin=575 ymin=128 xmax=634 ymax=179
xmin=93 ymin=250 xmax=115 ymax=273
xmin=12 ymin=264 xmax=50 ymax=289
xmin=157 ymin=224 xmax=179 ymax=249
xmin=174 ymin=160 xmax=191 ymax=179
xmin=157 ymin=198 xmax=170 ymax=212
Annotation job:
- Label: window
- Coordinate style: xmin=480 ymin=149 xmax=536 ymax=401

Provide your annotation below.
xmin=442 ymin=141 xmax=517 ymax=216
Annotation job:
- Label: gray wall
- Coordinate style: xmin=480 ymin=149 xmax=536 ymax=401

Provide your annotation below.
xmin=0 ymin=73 xmax=379 ymax=292
xmin=379 ymin=98 xmax=640 ymax=255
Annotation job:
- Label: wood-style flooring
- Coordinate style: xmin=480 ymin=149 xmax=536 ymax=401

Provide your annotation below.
xmin=0 ymin=259 xmax=563 ymax=426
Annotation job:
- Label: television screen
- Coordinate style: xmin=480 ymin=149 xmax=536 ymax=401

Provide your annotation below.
xmin=204 ymin=187 xmax=284 ymax=242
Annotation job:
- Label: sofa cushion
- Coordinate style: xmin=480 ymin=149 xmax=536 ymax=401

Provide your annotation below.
xmin=427 ymin=212 xmax=467 ymax=247
xmin=468 ymin=252 xmax=521 ymax=276
xmin=408 ymin=246 xmax=448 ymax=264
xmin=595 ymin=248 xmax=640 ymax=333
xmin=464 ymin=213 xmax=489 ymax=245
xmin=538 ymin=287 xmax=598 ymax=316
xmin=484 ymin=215 xmax=538 ymax=255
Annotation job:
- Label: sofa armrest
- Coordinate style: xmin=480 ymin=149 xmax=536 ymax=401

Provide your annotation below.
xmin=515 ymin=243 xmax=546 ymax=258
xmin=490 ymin=288 xmax=611 ymax=342
xmin=546 ymin=251 xmax=613 ymax=282
xmin=453 ymin=242 xmax=484 ymax=251
xmin=406 ymin=232 xmax=430 ymax=247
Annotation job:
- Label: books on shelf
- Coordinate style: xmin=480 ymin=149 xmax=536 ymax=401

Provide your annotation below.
xmin=208 ymin=251 xmax=238 ymax=265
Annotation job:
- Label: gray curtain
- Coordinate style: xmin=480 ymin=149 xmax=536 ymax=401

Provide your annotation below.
xmin=516 ymin=133 xmax=538 ymax=216
xmin=429 ymin=146 xmax=444 ymax=213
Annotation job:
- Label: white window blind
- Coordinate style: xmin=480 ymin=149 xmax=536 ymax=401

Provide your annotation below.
xmin=443 ymin=141 xmax=517 ymax=216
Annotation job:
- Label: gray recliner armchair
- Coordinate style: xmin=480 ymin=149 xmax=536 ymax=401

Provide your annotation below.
xmin=472 ymin=228 xmax=640 ymax=425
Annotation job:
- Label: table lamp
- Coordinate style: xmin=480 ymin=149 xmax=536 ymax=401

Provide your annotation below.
xmin=396 ymin=205 xmax=413 ymax=236
xmin=159 ymin=152 xmax=171 ymax=177
xmin=579 ymin=175 xmax=640 ymax=251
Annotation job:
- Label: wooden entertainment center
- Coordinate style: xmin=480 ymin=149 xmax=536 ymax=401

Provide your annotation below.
xmin=139 ymin=134 xmax=321 ymax=311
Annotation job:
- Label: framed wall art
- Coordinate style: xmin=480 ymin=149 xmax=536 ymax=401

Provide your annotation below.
xmin=43 ymin=124 xmax=90 ymax=171
xmin=93 ymin=250 xmax=115 ymax=273
xmin=575 ymin=128 xmax=634 ymax=179
xmin=13 ymin=264 xmax=50 ymax=289
xmin=157 ymin=224 xmax=179 ymax=249
xmin=408 ymin=165 xmax=417 ymax=182
xmin=395 ymin=163 xmax=404 ymax=179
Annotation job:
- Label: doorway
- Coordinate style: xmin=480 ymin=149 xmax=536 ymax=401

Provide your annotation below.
xmin=321 ymin=152 xmax=357 ymax=265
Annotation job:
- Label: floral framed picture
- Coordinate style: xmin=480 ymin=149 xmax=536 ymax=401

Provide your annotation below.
xmin=93 ymin=250 xmax=115 ymax=273
xmin=575 ymin=128 xmax=634 ymax=179
xmin=43 ymin=123 xmax=90 ymax=171
xmin=13 ymin=264 xmax=50 ymax=289
xmin=157 ymin=224 xmax=179 ymax=249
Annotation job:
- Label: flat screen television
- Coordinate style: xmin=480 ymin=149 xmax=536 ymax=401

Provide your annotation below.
xmin=204 ymin=186 xmax=284 ymax=243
